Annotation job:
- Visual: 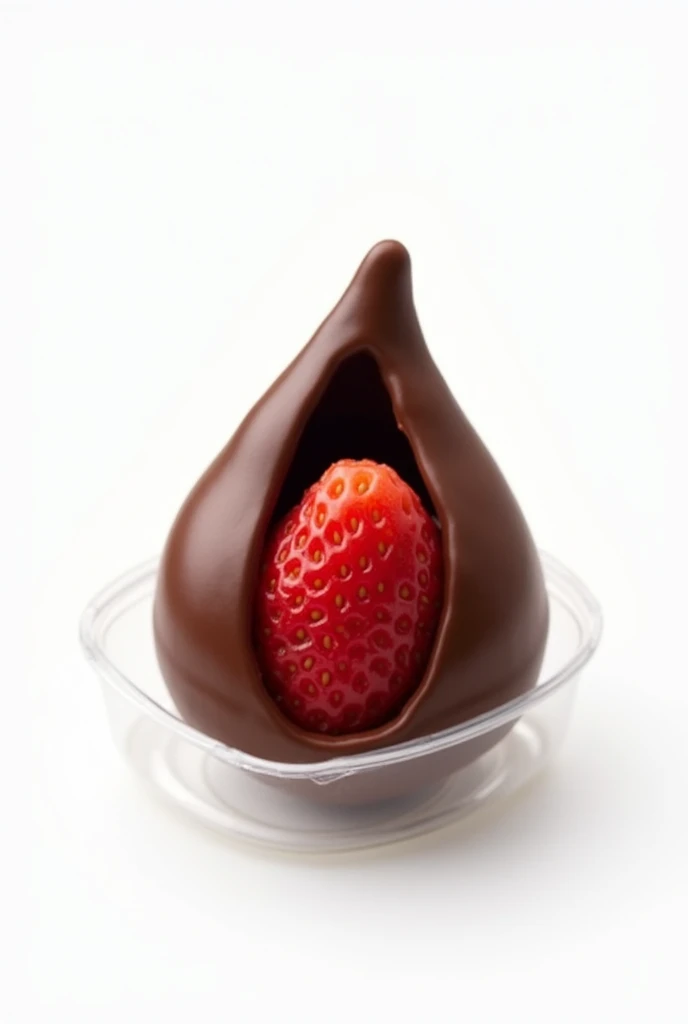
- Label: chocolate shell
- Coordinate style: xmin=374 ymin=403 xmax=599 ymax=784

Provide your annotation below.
xmin=153 ymin=241 xmax=549 ymax=767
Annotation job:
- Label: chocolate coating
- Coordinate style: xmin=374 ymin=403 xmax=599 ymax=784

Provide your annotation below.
xmin=153 ymin=241 xmax=549 ymax=768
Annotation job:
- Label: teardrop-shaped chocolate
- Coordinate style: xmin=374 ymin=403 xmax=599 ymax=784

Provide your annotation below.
xmin=153 ymin=241 xmax=548 ymax=766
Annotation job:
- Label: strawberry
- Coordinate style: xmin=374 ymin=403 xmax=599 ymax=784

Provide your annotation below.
xmin=254 ymin=459 xmax=443 ymax=735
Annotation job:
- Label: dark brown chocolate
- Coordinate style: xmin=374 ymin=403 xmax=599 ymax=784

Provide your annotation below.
xmin=153 ymin=241 xmax=549 ymax=767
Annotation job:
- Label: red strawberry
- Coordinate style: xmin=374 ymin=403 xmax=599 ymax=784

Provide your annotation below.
xmin=254 ymin=459 xmax=443 ymax=735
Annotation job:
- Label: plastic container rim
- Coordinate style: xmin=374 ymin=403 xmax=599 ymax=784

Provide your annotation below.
xmin=79 ymin=551 xmax=602 ymax=783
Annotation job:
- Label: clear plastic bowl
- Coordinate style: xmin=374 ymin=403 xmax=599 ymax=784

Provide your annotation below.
xmin=79 ymin=553 xmax=602 ymax=852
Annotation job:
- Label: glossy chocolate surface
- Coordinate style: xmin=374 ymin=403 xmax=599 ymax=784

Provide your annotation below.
xmin=153 ymin=241 xmax=549 ymax=763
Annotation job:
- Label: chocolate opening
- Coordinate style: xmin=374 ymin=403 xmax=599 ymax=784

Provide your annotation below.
xmin=257 ymin=351 xmax=443 ymax=738
xmin=271 ymin=352 xmax=436 ymax=524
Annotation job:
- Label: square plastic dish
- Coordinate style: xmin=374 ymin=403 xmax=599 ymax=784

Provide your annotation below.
xmin=80 ymin=552 xmax=602 ymax=852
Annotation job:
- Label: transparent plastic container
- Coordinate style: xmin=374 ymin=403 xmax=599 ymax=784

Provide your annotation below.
xmin=80 ymin=553 xmax=602 ymax=852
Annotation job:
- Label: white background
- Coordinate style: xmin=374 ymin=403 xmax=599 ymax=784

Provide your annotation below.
xmin=11 ymin=0 xmax=688 ymax=1020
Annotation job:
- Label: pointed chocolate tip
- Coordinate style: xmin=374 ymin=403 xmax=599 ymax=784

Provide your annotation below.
xmin=343 ymin=241 xmax=415 ymax=336
xmin=366 ymin=238 xmax=411 ymax=263
xmin=359 ymin=239 xmax=411 ymax=279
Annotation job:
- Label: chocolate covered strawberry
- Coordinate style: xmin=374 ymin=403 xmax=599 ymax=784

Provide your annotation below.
xmin=254 ymin=459 xmax=443 ymax=735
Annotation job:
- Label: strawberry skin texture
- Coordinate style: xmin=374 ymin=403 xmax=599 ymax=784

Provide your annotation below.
xmin=254 ymin=459 xmax=443 ymax=735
